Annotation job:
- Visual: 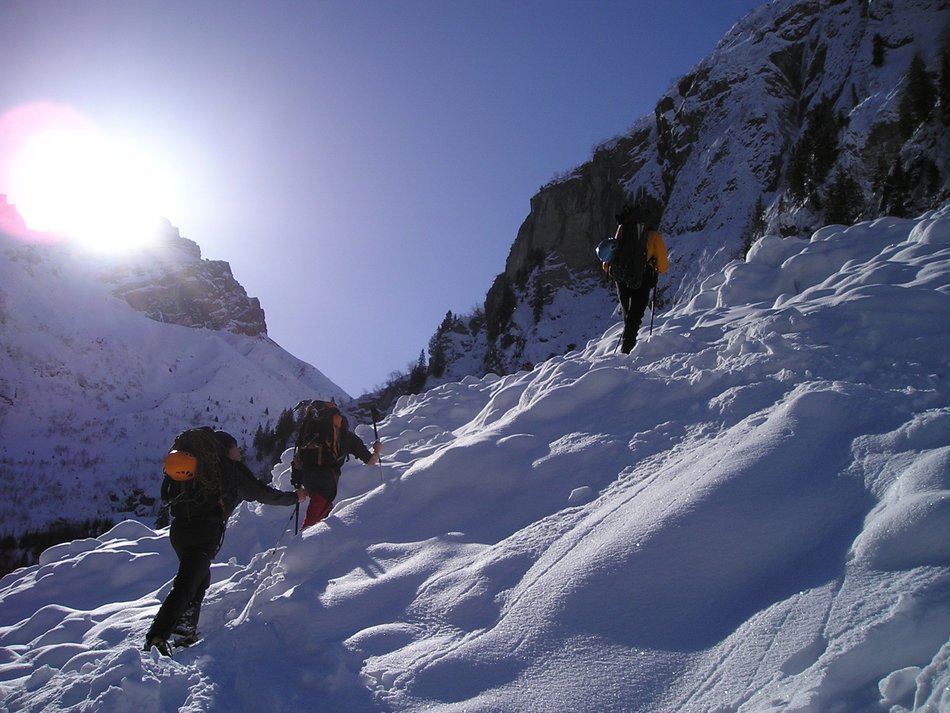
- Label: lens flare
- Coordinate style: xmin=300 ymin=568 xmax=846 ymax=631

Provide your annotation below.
xmin=0 ymin=102 xmax=178 ymax=252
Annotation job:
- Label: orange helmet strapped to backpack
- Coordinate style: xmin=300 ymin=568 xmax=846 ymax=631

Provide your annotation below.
xmin=163 ymin=449 xmax=199 ymax=481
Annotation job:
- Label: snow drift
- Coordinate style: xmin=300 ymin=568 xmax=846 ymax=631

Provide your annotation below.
xmin=1 ymin=205 xmax=948 ymax=711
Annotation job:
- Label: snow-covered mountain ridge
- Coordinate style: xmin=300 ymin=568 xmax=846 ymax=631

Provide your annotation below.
xmin=427 ymin=0 xmax=949 ymax=386
xmin=0 ymin=204 xmax=947 ymax=711
xmin=0 ymin=220 xmax=348 ymax=543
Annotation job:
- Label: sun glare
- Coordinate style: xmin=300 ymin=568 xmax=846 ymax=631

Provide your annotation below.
xmin=0 ymin=103 xmax=178 ymax=253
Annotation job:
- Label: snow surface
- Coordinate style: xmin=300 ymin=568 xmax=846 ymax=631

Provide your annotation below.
xmin=1 ymin=206 xmax=948 ymax=711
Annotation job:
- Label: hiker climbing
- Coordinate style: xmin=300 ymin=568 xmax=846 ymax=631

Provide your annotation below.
xmin=291 ymin=400 xmax=382 ymax=529
xmin=144 ymin=427 xmax=304 ymax=656
xmin=597 ymin=199 xmax=669 ymax=353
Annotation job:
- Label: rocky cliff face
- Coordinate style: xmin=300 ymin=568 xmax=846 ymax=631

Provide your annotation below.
xmin=105 ymin=220 xmax=268 ymax=337
xmin=429 ymin=0 xmax=949 ymax=384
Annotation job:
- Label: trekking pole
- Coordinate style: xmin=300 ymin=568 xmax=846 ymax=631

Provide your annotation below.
xmin=371 ymin=406 xmax=384 ymax=484
xmin=291 ymin=412 xmax=303 ymax=536
xmin=649 ymin=285 xmax=656 ymax=336
xmin=276 ymin=505 xmax=298 ymax=547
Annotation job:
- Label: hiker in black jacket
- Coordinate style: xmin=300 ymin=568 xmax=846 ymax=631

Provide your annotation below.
xmin=290 ymin=401 xmax=382 ymax=530
xmin=144 ymin=429 xmax=304 ymax=655
xmin=605 ymin=203 xmax=669 ymax=353
xmin=296 ymin=425 xmax=381 ymax=529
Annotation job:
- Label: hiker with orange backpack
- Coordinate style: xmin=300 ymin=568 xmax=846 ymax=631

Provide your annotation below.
xmin=145 ymin=428 xmax=304 ymax=656
xmin=597 ymin=201 xmax=669 ymax=353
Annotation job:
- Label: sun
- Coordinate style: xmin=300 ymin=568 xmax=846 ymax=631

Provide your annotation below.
xmin=0 ymin=102 xmax=179 ymax=253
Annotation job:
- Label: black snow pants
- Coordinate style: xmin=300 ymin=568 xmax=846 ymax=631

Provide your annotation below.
xmin=616 ymin=277 xmax=654 ymax=354
xmin=147 ymin=516 xmax=224 ymax=641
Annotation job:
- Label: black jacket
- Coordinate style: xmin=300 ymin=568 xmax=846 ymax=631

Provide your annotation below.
xmin=293 ymin=430 xmax=374 ymax=501
xmin=338 ymin=430 xmax=374 ymax=466
xmin=163 ymin=459 xmax=297 ymax=523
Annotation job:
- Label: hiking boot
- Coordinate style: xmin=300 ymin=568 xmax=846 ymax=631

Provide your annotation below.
xmin=171 ymin=601 xmax=201 ymax=648
xmin=171 ymin=631 xmax=199 ymax=648
xmin=144 ymin=635 xmax=172 ymax=656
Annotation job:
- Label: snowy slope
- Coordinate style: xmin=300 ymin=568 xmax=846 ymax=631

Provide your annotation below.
xmin=0 ymin=228 xmax=348 ymax=534
xmin=1 ymin=205 xmax=947 ymax=712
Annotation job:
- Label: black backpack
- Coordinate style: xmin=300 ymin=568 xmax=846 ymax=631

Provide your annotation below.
xmin=609 ymin=221 xmax=649 ymax=289
xmin=161 ymin=427 xmax=227 ymax=520
xmin=292 ymin=401 xmax=349 ymax=475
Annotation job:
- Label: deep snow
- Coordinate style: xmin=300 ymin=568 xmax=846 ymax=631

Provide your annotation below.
xmin=1 ymin=205 xmax=948 ymax=712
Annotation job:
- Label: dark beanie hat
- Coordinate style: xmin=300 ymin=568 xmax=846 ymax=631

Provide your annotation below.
xmin=615 ymin=204 xmax=635 ymax=223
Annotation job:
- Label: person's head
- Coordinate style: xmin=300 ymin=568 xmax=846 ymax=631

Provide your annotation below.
xmin=214 ymin=430 xmax=242 ymax=461
xmin=615 ymin=204 xmax=635 ymax=224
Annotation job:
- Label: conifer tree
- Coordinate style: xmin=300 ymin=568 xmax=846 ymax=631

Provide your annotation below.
xmin=408 ymin=350 xmax=427 ymax=394
xmin=530 ymin=275 xmax=550 ymax=323
xmin=824 ymin=169 xmax=864 ymax=225
xmin=428 ymin=336 xmax=447 ymax=379
xmin=741 ymin=196 xmax=767 ymax=258
xmin=427 ymin=311 xmax=455 ymax=379
xmin=899 ymin=53 xmax=936 ymax=138
xmin=872 ymin=33 xmax=886 ymax=67
xmin=273 ymin=408 xmax=297 ymax=450
xmin=487 ymin=278 xmax=517 ymax=342
xmin=787 ymin=96 xmax=845 ymax=203
xmin=880 ymin=160 xmax=908 ymax=217
xmin=940 ymin=42 xmax=950 ymax=124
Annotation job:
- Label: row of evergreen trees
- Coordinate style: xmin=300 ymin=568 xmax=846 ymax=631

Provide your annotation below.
xmin=765 ymin=43 xmax=949 ymax=250
xmin=0 ymin=517 xmax=114 ymax=578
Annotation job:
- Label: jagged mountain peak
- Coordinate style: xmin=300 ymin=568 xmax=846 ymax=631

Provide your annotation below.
xmin=0 ymin=203 xmax=267 ymax=337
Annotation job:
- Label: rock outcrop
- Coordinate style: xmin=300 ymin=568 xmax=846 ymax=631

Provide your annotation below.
xmin=106 ymin=220 xmax=268 ymax=337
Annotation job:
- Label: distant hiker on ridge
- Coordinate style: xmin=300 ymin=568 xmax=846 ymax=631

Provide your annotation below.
xmin=597 ymin=201 xmax=669 ymax=353
xmin=291 ymin=400 xmax=382 ymax=529
xmin=145 ymin=428 xmax=304 ymax=656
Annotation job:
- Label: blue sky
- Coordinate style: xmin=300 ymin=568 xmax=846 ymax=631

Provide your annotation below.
xmin=0 ymin=0 xmax=761 ymax=396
